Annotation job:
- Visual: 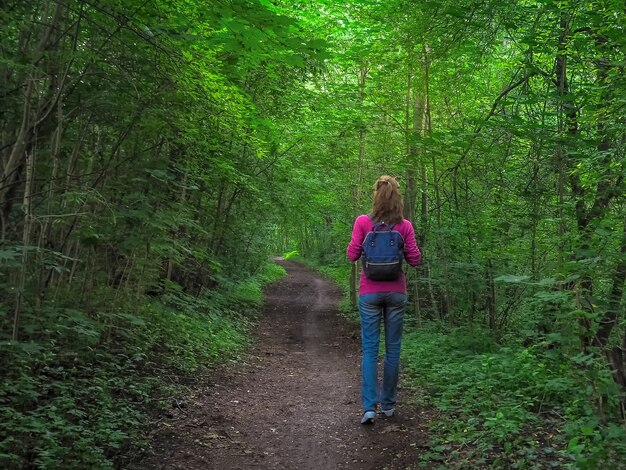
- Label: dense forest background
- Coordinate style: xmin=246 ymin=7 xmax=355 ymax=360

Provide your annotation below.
xmin=1 ymin=0 xmax=626 ymax=468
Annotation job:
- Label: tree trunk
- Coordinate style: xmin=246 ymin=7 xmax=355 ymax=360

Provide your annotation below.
xmin=486 ymin=259 xmax=497 ymax=331
xmin=13 ymin=147 xmax=35 ymax=341
xmin=350 ymin=63 xmax=369 ymax=308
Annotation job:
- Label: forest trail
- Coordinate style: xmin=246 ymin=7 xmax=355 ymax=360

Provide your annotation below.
xmin=137 ymin=260 xmax=433 ymax=469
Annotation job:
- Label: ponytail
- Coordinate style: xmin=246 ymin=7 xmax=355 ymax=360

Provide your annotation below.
xmin=371 ymin=175 xmax=403 ymax=225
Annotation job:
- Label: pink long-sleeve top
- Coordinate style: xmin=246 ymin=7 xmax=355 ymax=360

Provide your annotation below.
xmin=347 ymin=215 xmax=422 ymax=295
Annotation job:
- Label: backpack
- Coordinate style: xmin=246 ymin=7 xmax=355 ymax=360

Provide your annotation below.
xmin=361 ymin=217 xmax=405 ymax=281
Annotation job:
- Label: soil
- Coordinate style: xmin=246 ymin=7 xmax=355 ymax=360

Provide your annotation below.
xmin=136 ymin=260 xmax=433 ymax=469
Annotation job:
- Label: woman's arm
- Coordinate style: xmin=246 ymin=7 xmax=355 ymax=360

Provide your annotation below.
xmin=347 ymin=217 xmax=365 ymax=261
xmin=403 ymin=222 xmax=422 ymax=267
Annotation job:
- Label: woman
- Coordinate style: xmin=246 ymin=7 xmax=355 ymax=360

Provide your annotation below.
xmin=346 ymin=175 xmax=421 ymax=424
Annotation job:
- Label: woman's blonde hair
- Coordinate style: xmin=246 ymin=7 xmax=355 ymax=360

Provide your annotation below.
xmin=370 ymin=175 xmax=404 ymax=225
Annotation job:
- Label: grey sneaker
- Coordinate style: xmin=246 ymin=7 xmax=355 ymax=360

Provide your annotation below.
xmin=380 ymin=408 xmax=395 ymax=417
xmin=360 ymin=411 xmax=376 ymax=424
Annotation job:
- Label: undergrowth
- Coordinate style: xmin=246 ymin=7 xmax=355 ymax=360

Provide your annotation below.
xmin=0 ymin=262 xmax=286 ymax=469
xmin=402 ymin=324 xmax=626 ymax=469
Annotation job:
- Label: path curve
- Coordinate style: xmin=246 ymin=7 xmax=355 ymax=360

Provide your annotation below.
xmin=137 ymin=260 xmax=431 ymax=469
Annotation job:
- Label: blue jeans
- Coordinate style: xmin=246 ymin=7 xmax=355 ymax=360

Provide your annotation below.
xmin=359 ymin=292 xmax=407 ymax=412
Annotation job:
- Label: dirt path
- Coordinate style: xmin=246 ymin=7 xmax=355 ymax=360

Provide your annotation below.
xmin=137 ymin=261 xmax=432 ymax=469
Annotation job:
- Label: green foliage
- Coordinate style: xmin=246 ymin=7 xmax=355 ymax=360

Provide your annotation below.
xmin=402 ymin=325 xmax=626 ymax=469
xmin=283 ymin=249 xmax=300 ymax=260
xmin=0 ymin=262 xmax=284 ymax=469
xmin=283 ymin=0 xmax=626 ymax=466
xmin=1 ymin=0 xmax=301 ymax=465
xmin=0 ymin=340 xmax=147 ymax=469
